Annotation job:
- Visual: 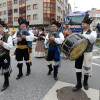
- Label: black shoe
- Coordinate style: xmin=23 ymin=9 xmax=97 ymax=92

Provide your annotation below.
xmin=1 ymin=83 xmax=9 ymax=91
xmin=47 ymin=65 xmax=53 ymax=75
xmin=83 ymin=75 xmax=89 ymax=90
xmin=47 ymin=68 xmax=53 ymax=75
xmin=26 ymin=72 xmax=30 ymax=76
xmin=73 ymin=84 xmax=82 ymax=91
xmin=16 ymin=73 xmax=23 ymax=80
xmin=53 ymin=66 xmax=58 ymax=80
xmin=83 ymin=83 xmax=89 ymax=90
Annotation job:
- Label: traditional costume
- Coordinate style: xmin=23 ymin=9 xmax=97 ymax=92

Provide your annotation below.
xmin=34 ymin=27 xmax=45 ymax=57
xmin=45 ymin=18 xmax=64 ymax=80
xmin=73 ymin=14 xmax=97 ymax=91
xmin=13 ymin=17 xmax=34 ymax=79
xmin=0 ymin=19 xmax=13 ymax=91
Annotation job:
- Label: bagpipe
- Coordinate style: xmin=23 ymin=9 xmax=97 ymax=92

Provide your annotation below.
xmin=17 ymin=29 xmax=32 ymax=48
xmin=48 ymin=28 xmax=60 ymax=40
xmin=44 ymin=30 xmax=61 ymax=60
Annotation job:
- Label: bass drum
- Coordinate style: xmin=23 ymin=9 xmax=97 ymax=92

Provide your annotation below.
xmin=61 ymin=33 xmax=88 ymax=61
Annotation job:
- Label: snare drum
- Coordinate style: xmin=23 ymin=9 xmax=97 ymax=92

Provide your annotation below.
xmin=61 ymin=33 xmax=88 ymax=61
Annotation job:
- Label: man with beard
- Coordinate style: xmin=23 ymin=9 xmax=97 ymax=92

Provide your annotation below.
xmin=73 ymin=14 xmax=97 ymax=91
xmin=45 ymin=18 xmax=64 ymax=80
xmin=13 ymin=17 xmax=34 ymax=80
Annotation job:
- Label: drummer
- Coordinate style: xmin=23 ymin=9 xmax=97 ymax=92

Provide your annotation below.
xmin=73 ymin=14 xmax=97 ymax=91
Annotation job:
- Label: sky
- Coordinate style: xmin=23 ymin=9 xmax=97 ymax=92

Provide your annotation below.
xmin=68 ymin=0 xmax=100 ymax=12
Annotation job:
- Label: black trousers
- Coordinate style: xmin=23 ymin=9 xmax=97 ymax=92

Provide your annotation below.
xmin=0 ymin=55 xmax=10 ymax=73
xmin=75 ymin=54 xmax=84 ymax=70
xmin=16 ymin=48 xmax=29 ymax=61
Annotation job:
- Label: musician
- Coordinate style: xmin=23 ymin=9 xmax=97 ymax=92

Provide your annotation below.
xmin=45 ymin=18 xmax=64 ymax=80
xmin=34 ymin=27 xmax=45 ymax=57
xmin=73 ymin=14 xmax=97 ymax=91
xmin=0 ymin=19 xmax=13 ymax=91
xmin=13 ymin=17 xmax=34 ymax=80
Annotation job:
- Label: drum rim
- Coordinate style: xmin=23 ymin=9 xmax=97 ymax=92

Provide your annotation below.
xmin=61 ymin=33 xmax=88 ymax=60
xmin=61 ymin=33 xmax=83 ymax=47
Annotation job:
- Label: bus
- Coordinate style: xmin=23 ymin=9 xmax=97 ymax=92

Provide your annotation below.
xmin=66 ymin=11 xmax=88 ymax=33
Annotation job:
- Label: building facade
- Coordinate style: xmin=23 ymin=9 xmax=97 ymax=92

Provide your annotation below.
xmin=89 ymin=8 xmax=100 ymax=28
xmin=0 ymin=0 xmax=8 ymax=23
xmin=0 ymin=0 xmax=69 ymax=27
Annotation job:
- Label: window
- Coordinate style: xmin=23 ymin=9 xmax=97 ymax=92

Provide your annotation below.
xmin=0 ymin=12 xmax=2 ymax=16
xmin=27 ymin=5 xmax=31 ymax=10
xmin=27 ymin=15 xmax=31 ymax=20
xmin=57 ymin=16 xmax=60 ymax=21
xmin=43 ymin=1 xmax=56 ymax=24
xmin=33 ymin=14 xmax=38 ymax=19
xmin=4 ymin=18 xmax=7 ymax=23
xmin=4 ymin=10 xmax=6 ymax=14
xmin=3 ymin=2 xmax=6 ymax=7
xmin=0 ymin=4 xmax=2 ymax=8
xmin=14 ymin=9 xmax=18 ymax=13
xmin=14 ymin=0 xmax=18 ymax=4
xmin=33 ymin=4 xmax=37 ymax=9
xmin=14 ymin=17 xmax=18 ymax=21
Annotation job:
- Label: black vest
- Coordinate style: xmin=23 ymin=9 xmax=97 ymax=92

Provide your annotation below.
xmin=82 ymin=29 xmax=94 ymax=52
xmin=0 ymin=32 xmax=10 ymax=56
xmin=17 ymin=31 xmax=28 ymax=45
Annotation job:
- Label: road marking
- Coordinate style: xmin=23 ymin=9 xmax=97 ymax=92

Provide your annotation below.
xmin=93 ymin=56 xmax=100 ymax=59
xmin=43 ymin=81 xmax=99 ymax=100
xmin=93 ymin=49 xmax=99 ymax=52
xmin=0 ymin=91 xmax=5 ymax=96
xmin=92 ymin=63 xmax=100 ymax=67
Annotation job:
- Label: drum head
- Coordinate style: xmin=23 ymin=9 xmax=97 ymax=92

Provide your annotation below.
xmin=69 ymin=39 xmax=88 ymax=60
xmin=61 ymin=33 xmax=88 ymax=60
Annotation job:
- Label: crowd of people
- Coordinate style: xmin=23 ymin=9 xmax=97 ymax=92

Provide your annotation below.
xmin=0 ymin=14 xmax=98 ymax=96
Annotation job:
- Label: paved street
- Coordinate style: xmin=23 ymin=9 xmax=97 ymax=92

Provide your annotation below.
xmin=0 ymin=44 xmax=100 ymax=100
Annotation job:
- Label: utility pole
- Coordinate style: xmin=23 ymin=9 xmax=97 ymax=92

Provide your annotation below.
xmin=74 ymin=0 xmax=75 ymax=12
xmin=61 ymin=0 xmax=65 ymax=33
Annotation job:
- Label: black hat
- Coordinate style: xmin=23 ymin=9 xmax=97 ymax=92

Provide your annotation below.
xmin=82 ymin=14 xmax=93 ymax=25
xmin=18 ymin=17 xmax=29 ymax=26
xmin=0 ymin=18 xmax=6 ymax=27
xmin=51 ymin=17 xmax=61 ymax=28
xmin=96 ymin=23 xmax=100 ymax=31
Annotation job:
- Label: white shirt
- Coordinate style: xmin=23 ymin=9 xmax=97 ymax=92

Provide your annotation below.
xmin=0 ymin=34 xmax=13 ymax=50
xmin=82 ymin=31 xmax=97 ymax=43
xmin=13 ymin=30 xmax=34 ymax=44
xmin=45 ymin=32 xmax=64 ymax=45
